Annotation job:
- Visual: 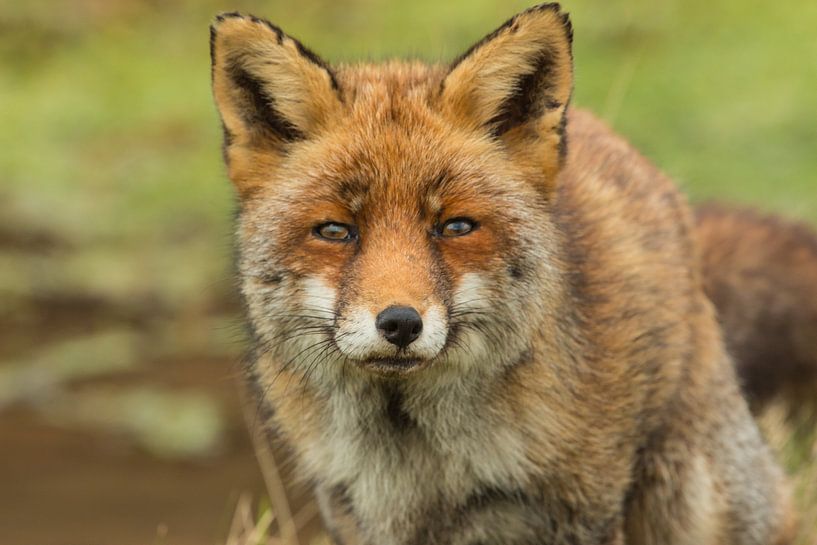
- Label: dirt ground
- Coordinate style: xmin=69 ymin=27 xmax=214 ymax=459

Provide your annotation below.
xmin=0 ymin=357 xmax=265 ymax=545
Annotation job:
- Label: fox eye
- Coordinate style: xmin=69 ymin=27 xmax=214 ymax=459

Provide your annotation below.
xmin=314 ymin=222 xmax=357 ymax=242
xmin=439 ymin=218 xmax=477 ymax=238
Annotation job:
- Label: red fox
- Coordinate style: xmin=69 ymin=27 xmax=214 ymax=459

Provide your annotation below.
xmin=210 ymin=4 xmax=814 ymax=544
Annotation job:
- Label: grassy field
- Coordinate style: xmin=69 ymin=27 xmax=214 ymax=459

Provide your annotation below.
xmin=1 ymin=0 xmax=815 ymax=543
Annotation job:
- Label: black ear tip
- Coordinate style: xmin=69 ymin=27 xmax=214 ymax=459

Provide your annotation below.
xmin=209 ymin=20 xmax=220 ymax=65
xmin=211 ymin=12 xmax=287 ymax=46
xmin=210 ymin=13 xmax=246 ymax=67
xmin=210 ymin=12 xmax=289 ymax=56
xmin=214 ymin=11 xmax=244 ymax=24
xmin=520 ymin=2 xmax=564 ymax=19
xmin=211 ymin=12 xmax=244 ymax=44
xmin=211 ymin=12 xmax=279 ymax=31
xmin=524 ymin=3 xmax=573 ymax=43
xmin=560 ymin=11 xmax=574 ymax=43
xmin=529 ymin=2 xmax=563 ymax=11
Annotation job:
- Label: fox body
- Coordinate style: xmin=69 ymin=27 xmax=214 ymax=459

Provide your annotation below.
xmin=210 ymin=5 xmax=807 ymax=544
xmin=696 ymin=205 xmax=817 ymax=416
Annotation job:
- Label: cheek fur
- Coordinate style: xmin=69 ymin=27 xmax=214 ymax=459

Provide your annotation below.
xmin=300 ymin=276 xmax=338 ymax=320
xmin=443 ymin=272 xmax=494 ymax=368
xmin=284 ymin=239 xmax=354 ymax=287
xmin=451 ymin=272 xmax=493 ymax=313
xmin=411 ymin=304 xmax=448 ymax=357
xmin=335 ymin=307 xmax=390 ymax=360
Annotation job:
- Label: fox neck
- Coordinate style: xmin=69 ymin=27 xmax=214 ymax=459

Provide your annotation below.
xmin=314 ymin=372 xmax=533 ymax=544
xmin=258 ymin=342 xmax=573 ymax=544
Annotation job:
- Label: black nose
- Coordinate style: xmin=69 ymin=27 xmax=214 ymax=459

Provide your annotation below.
xmin=375 ymin=306 xmax=423 ymax=348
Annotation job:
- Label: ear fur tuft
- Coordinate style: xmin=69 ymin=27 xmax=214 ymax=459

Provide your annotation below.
xmin=210 ymin=13 xmax=341 ymax=150
xmin=441 ymin=3 xmax=574 ymax=183
xmin=449 ymin=3 xmax=573 ymax=74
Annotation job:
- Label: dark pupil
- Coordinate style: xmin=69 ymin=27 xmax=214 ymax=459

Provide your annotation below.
xmin=445 ymin=220 xmax=471 ymax=236
xmin=320 ymin=224 xmax=349 ymax=239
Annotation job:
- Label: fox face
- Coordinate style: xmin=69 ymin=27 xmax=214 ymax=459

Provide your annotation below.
xmin=211 ymin=6 xmax=574 ymax=384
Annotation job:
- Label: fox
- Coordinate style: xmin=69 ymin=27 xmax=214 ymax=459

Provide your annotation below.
xmin=210 ymin=4 xmax=815 ymax=544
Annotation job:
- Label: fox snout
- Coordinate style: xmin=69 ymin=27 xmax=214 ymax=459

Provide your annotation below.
xmin=333 ymin=298 xmax=448 ymax=372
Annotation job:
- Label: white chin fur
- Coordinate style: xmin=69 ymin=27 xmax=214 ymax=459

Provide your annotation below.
xmin=335 ymin=305 xmax=448 ymax=361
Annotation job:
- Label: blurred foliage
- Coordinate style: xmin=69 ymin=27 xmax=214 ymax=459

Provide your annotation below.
xmin=759 ymin=406 xmax=817 ymax=543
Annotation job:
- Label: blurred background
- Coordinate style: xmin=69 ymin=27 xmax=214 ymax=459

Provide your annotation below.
xmin=1 ymin=0 xmax=815 ymax=544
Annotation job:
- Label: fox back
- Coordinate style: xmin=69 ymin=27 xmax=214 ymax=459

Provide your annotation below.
xmin=211 ymin=5 xmax=799 ymax=545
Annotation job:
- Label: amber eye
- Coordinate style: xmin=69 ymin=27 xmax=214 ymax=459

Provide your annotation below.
xmin=439 ymin=218 xmax=477 ymax=238
xmin=314 ymin=222 xmax=356 ymax=242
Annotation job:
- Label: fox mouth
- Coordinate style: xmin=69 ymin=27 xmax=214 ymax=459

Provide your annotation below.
xmin=360 ymin=356 xmax=424 ymax=373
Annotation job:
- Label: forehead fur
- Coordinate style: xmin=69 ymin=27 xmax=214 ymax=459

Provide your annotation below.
xmin=248 ymin=60 xmax=527 ymax=209
xmin=337 ymin=61 xmax=447 ymax=103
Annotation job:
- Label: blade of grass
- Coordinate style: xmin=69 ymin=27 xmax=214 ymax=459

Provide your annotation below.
xmin=237 ymin=381 xmax=301 ymax=545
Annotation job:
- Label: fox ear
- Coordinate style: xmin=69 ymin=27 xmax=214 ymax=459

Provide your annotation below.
xmin=441 ymin=4 xmax=573 ymax=187
xmin=210 ymin=13 xmax=341 ymax=154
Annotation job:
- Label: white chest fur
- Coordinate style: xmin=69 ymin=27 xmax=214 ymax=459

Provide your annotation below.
xmin=299 ymin=378 xmax=535 ymax=544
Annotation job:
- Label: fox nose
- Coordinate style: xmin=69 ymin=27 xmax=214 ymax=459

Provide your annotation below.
xmin=376 ymin=306 xmax=423 ymax=348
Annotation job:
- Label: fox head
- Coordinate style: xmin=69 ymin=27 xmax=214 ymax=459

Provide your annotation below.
xmin=211 ymin=4 xmax=573 ymax=383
